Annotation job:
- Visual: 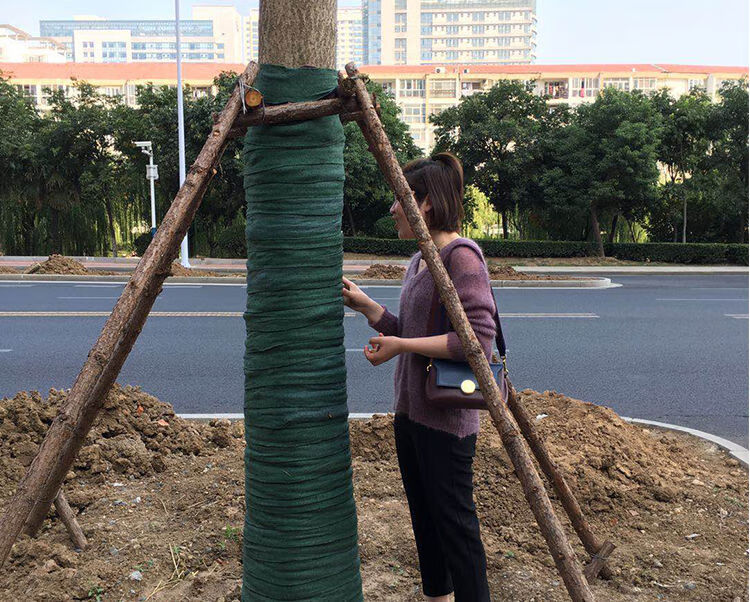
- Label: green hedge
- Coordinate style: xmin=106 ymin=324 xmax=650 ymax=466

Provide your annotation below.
xmin=343 ymin=237 xmax=749 ymax=265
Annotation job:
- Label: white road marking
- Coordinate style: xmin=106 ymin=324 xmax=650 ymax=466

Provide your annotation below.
xmin=500 ymin=313 xmax=598 ymax=318
xmin=0 ymin=349 xmax=12 ymax=352
xmin=73 ymin=284 xmax=122 ymax=288
xmin=57 ymin=296 xmax=120 ymax=299
xmin=0 ymin=311 xmax=359 ymax=317
xmin=657 ymin=298 xmax=746 ymax=301
xmin=725 ymin=314 xmax=749 ymax=319
xmin=0 ymin=284 xmax=34 ymax=287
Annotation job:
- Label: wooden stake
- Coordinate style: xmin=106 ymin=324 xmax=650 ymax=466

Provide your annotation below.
xmin=226 ymin=93 xmax=378 ymax=139
xmin=584 ymin=541 xmax=616 ymax=582
xmin=53 ymin=491 xmax=87 ymax=551
xmin=506 ymin=387 xmax=615 ymax=579
xmin=344 ymin=62 xmax=594 ymax=602
xmin=0 ymin=61 xmax=261 ymax=570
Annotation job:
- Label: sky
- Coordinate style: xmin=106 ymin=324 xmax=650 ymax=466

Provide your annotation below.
xmin=6 ymin=0 xmax=749 ymax=66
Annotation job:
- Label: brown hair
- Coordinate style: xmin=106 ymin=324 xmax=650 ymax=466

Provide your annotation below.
xmin=402 ymin=152 xmax=464 ymax=232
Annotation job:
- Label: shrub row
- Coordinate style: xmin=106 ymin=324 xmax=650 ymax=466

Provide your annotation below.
xmin=343 ymin=237 xmax=749 ymax=265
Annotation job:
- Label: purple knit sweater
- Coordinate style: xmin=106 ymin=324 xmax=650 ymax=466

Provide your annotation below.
xmin=369 ymin=237 xmax=497 ymax=439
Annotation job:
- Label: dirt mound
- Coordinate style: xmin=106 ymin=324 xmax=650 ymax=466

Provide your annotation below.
xmin=0 ymin=387 xmax=746 ymax=601
xmin=359 ymin=264 xmax=407 ymax=279
xmin=25 ymin=255 xmax=89 ymax=275
xmin=0 ymin=266 xmax=19 ymax=273
xmin=488 ymin=264 xmax=579 ymax=280
xmin=0 ymin=385 xmax=239 ymax=484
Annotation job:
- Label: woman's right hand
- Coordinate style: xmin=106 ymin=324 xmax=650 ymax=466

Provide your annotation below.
xmin=342 ymin=276 xmax=382 ymax=322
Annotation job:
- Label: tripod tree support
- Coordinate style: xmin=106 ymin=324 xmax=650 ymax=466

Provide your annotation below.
xmin=506 ymin=389 xmax=615 ymax=579
xmin=0 ymin=61 xmax=261 ymax=570
xmin=344 ymin=62 xmax=595 ymax=602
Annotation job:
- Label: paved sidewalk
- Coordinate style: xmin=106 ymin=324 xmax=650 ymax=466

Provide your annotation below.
xmin=0 ymin=255 xmax=746 ymax=275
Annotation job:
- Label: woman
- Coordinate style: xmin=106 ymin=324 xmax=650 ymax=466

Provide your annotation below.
xmin=342 ymin=152 xmax=495 ymax=601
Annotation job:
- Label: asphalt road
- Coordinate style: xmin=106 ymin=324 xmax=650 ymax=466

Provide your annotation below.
xmin=0 ymin=275 xmax=747 ymax=446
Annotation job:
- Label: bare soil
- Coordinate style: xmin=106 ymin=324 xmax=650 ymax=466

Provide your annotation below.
xmin=25 ymin=255 xmax=91 ymax=275
xmin=0 ymin=266 xmax=19 ymax=274
xmin=0 ymin=385 xmax=746 ymax=601
xmin=345 ymin=253 xmax=677 ymax=266
xmin=357 ymin=263 xmax=582 ymax=281
xmin=359 ymin=264 xmax=407 ymax=279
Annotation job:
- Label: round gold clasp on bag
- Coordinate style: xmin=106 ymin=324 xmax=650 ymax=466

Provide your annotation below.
xmin=460 ymin=379 xmax=476 ymax=395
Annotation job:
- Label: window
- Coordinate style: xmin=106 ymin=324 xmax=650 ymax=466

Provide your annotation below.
xmin=421 ymin=38 xmax=432 ymax=48
xmin=461 ymin=81 xmax=482 ymax=96
xmin=543 ymin=80 xmax=568 ymax=99
xmin=402 ymin=104 xmax=425 ymax=124
xmin=446 ymin=50 xmax=458 ymax=60
xmin=446 ymin=25 xmax=458 ymax=34
xmin=472 ymin=11 xmax=484 ymax=21
xmin=571 ymin=77 xmax=599 ymax=97
xmin=395 ymin=0 xmax=406 ymax=8
xmin=472 ymin=37 xmax=484 ymax=46
xmin=422 ymin=12 xmax=433 ymax=23
xmin=445 ymin=38 xmax=458 ymax=47
xmin=421 ymin=51 xmax=433 ymax=61
xmin=380 ymin=81 xmax=394 ymax=95
xmin=633 ymin=78 xmax=657 ymax=91
xmin=688 ymin=78 xmax=705 ymax=90
xmin=394 ymin=51 xmax=406 ymax=63
xmin=399 ymin=79 xmax=425 ymax=97
xmin=16 ymin=84 xmax=38 ymax=104
xmin=395 ymin=12 xmax=407 ymax=32
xmin=447 ymin=13 xmax=459 ymax=22
xmin=471 ymin=50 xmax=485 ymax=60
xmin=421 ymin=26 xmax=432 ymax=35
xmin=429 ymin=79 xmax=456 ymax=97
xmin=603 ymin=78 xmax=630 ymax=92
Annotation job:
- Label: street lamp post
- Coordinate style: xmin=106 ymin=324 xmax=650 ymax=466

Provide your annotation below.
xmin=175 ymin=0 xmax=190 ymax=267
xmin=135 ymin=141 xmax=159 ymax=238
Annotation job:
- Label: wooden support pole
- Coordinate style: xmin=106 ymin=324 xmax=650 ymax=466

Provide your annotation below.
xmin=344 ymin=62 xmax=594 ymax=602
xmin=226 ymin=93 xmax=378 ymax=139
xmin=507 ymin=388 xmax=615 ymax=579
xmin=53 ymin=491 xmax=87 ymax=551
xmin=584 ymin=541 xmax=616 ymax=582
xmin=0 ymin=61 xmax=261 ymax=570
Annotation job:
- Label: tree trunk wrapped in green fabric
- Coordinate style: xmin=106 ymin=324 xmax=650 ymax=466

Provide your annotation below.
xmin=242 ymin=64 xmax=363 ymax=601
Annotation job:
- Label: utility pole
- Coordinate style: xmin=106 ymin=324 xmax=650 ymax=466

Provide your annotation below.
xmin=176 ymin=0 xmax=190 ymax=266
xmin=135 ymin=141 xmax=159 ymax=238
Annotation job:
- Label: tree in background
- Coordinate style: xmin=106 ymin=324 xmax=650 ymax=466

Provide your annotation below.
xmin=431 ymin=79 xmax=563 ymax=239
xmin=343 ymin=80 xmax=420 ymax=235
xmin=650 ymin=87 xmax=712 ymax=242
xmin=541 ymin=87 xmax=661 ymax=255
xmin=702 ymin=79 xmax=749 ymax=243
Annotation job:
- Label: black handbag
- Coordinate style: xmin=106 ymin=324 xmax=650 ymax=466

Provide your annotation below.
xmin=424 ymin=247 xmax=510 ymax=410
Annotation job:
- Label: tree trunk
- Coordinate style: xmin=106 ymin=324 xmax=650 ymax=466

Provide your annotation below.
xmin=345 ymin=201 xmax=357 ymax=235
xmin=590 ymin=204 xmax=605 ymax=257
xmin=104 ymin=197 xmax=119 ymax=258
xmin=243 ymin=2 xmax=363 ymax=599
xmin=259 ymin=0 xmax=336 ymax=68
xmin=607 ymin=213 xmax=619 ymax=244
xmin=682 ymin=193 xmax=687 ymax=243
xmin=49 ymin=207 xmax=61 ymax=255
xmin=501 ymin=208 xmax=508 ymax=239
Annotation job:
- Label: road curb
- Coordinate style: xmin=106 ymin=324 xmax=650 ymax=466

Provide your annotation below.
xmin=0 ymin=274 xmax=614 ymax=288
xmin=178 ymin=412 xmax=747 ymax=465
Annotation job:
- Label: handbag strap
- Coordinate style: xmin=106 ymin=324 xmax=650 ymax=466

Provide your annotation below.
xmin=426 ymin=243 xmax=507 ymax=358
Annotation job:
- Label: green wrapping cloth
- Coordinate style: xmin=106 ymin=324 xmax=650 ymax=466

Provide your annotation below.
xmin=242 ymin=64 xmax=364 ymax=601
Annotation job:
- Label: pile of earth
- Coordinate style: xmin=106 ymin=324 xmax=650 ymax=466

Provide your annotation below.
xmin=25 ymin=255 xmax=90 ymax=275
xmin=359 ymin=263 xmax=407 ymax=279
xmin=0 ymin=266 xmax=19 ymax=274
xmin=487 ymin=264 xmax=579 ymax=281
xmin=0 ymin=387 xmax=746 ymax=601
xmin=0 ymin=384 xmax=236 ymax=485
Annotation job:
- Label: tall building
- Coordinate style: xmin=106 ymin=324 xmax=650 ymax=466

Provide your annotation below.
xmin=0 ymin=25 xmax=66 ymax=63
xmin=243 ymin=7 xmax=364 ymax=68
xmin=337 ymin=8 xmax=364 ymax=69
xmin=191 ymin=5 xmax=246 ymax=63
xmin=39 ymin=15 xmax=238 ymax=63
xmin=363 ymin=0 xmax=536 ymax=65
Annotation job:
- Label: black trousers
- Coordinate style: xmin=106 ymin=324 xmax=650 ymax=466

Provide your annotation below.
xmin=394 ymin=413 xmax=490 ymax=601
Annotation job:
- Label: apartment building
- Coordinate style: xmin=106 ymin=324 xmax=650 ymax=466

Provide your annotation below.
xmin=2 ymin=61 xmax=244 ymax=110
xmin=0 ymin=25 xmax=66 ymax=63
xmin=362 ymin=63 xmax=748 ymax=151
xmin=39 ymin=17 xmax=235 ymax=63
xmin=363 ymin=0 xmax=536 ymax=66
xmin=3 ymin=61 xmax=746 ymax=154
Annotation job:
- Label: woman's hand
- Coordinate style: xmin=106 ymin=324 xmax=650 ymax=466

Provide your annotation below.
xmin=364 ymin=334 xmax=403 ymax=366
xmin=342 ymin=276 xmax=383 ymax=322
